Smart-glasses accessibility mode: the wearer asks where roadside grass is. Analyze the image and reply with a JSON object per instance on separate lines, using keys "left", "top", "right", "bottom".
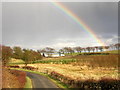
{"left": 10, "top": 68, "right": 69, "bottom": 89}
{"left": 48, "top": 75, "right": 69, "bottom": 89}
{"left": 24, "top": 76, "right": 32, "bottom": 89}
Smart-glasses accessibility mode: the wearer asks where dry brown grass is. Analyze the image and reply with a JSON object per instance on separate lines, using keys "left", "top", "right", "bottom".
{"left": 2, "top": 67, "right": 26, "bottom": 88}
{"left": 26, "top": 63, "right": 118, "bottom": 81}
{"left": 9, "top": 58, "right": 25, "bottom": 64}
{"left": 23, "top": 63, "right": 119, "bottom": 88}
{"left": 42, "top": 56, "right": 66, "bottom": 61}
{"left": 50, "top": 71, "right": 120, "bottom": 88}
{"left": 74, "top": 54, "right": 119, "bottom": 68}
{"left": 18, "top": 54, "right": 119, "bottom": 81}
{"left": 18, "top": 54, "right": 119, "bottom": 88}
{"left": 2, "top": 68, "right": 20, "bottom": 88}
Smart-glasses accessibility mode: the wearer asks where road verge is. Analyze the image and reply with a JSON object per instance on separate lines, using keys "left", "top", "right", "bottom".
{"left": 24, "top": 76, "right": 32, "bottom": 89}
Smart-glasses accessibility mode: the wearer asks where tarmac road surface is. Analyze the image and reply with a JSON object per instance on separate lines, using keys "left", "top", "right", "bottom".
{"left": 26, "top": 71, "right": 61, "bottom": 90}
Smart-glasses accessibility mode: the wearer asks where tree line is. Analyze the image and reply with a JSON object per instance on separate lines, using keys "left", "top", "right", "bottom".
{"left": 39, "top": 43, "right": 120, "bottom": 56}
{"left": 0, "top": 45, "right": 42, "bottom": 66}
{"left": 1, "top": 43, "right": 120, "bottom": 66}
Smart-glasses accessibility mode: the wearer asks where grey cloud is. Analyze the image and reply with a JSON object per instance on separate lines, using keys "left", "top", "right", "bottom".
{"left": 2, "top": 2, "right": 118, "bottom": 49}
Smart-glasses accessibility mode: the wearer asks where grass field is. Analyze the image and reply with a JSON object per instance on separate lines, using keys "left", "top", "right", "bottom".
{"left": 103, "top": 50, "right": 119, "bottom": 53}
{"left": 9, "top": 50, "right": 119, "bottom": 65}
{"left": 33, "top": 58, "right": 76, "bottom": 64}
{"left": 8, "top": 58, "right": 25, "bottom": 65}
{"left": 10, "top": 50, "right": 119, "bottom": 88}
{"left": 26, "top": 63, "right": 118, "bottom": 80}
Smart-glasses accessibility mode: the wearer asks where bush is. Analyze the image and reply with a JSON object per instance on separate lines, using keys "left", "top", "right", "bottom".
{"left": 98, "top": 78, "right": 120, "bottom": 90}
{"left": 22, "top": 66, "right": 38, "bottom": 70}
{"left": 81, "top": 53, "right": 110, "bottom": 55}
{"left": 10, "top": 70, "right": 26, "bottom": 88}
{"left": 9, "top": 65, "right": 20, "bottom": 68}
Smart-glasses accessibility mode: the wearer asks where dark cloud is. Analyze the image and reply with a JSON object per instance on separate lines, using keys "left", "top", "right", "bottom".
{"left": 2, "top": 2, "right": 118, "bottom": 49}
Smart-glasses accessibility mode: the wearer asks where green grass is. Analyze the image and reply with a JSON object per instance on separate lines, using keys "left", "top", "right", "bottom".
{"left": 33, "top": 59, "right": 76, "bottom": 64}
{"left": 24, "top": 76, "right": 32, "bottom": 89}
{"left": 64, "top": 52, "right": 81, "bottom": 56}
{"left": 10, "top": 68, "right": 69, "bottom": 89}
{"left": 8, "top": 63, "right": 25, "bottom": 66}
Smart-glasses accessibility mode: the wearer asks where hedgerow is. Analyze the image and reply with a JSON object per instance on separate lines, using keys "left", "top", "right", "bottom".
{"left": 50, "top": 71, "right": 120, "bottom": 89}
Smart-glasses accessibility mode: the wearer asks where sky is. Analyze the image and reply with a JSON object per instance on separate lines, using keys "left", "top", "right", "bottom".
{"left": 2, "top": 2, "right": 118, "bottom": 50}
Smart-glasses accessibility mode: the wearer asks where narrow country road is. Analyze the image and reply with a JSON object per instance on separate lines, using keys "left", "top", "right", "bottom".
{"left": 26, "top": 71, "right": 61, "bottom": 89}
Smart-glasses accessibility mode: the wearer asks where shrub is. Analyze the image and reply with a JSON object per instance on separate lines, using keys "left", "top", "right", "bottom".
{"left": 98, "top": 78, "right": 120, "bottom": 90}
{"left": 10, "top": 70, "right": 26, "bottom": 88}
{"left": 22, "top": 66, "right": 38, "bottom": 70}
{"left": 9, "top": 65, "right": 20, "bottom": 68}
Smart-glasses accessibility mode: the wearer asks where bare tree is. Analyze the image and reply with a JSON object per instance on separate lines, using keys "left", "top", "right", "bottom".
{"left": 74, "top": 46, "right": 82, "bottom": 53}
{"left": 86, "top": 47, "right": 91, "bottom": 53}
{"left": 59, "top": 49, "right": 64, "bottom": 54}
{"left": 82, "top": 48, "right": 86, "bottom": 53}
{"left": 69, "top": 47, "right": 74, "bottom": 54}
{"left": 98, "top": 46, "right": 104, "bottom": 52}
{"left": 58, "top": 49, "right": 64, "bottom": 56}
{"left": 63, "top": 47, "right": 69, "bottom": 53}
{"left": 95, "top": 46, "right": 99, "bottom": 52}
{"left": 114, "top": 43, "right": 120, "bottom": 50}
{"left": 44, "top": 47, "right": 55, "bottom": 57}
{"left": 104, "top": 46, "right": 110, "bottom": 51}
{"left": 63, "top": 47, "right": 74, "bottom": 54}
{"left": 91, "top": 47, "right": 95, "bottom": 52}
{"left": 38, "top": 49, "right": 46, "bottom": 57}
{"left": 109, "top": 44, "right": 115, "bottom": 50}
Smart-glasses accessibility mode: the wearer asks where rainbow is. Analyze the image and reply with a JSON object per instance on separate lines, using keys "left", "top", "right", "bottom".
{"left": 49, "top": 0, "right": 105, "bottom": 46}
